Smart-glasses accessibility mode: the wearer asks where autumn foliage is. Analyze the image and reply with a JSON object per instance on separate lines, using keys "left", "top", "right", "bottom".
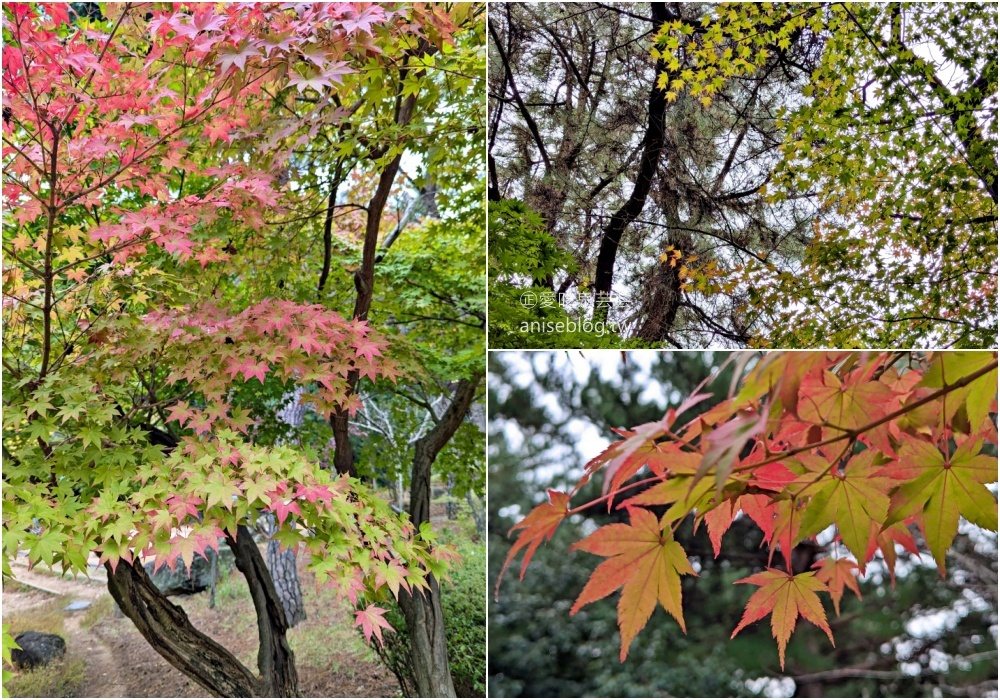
{"left": 499, "top": 352, "right": 999, "bottom": 668}
{"left": 2, "top": 1, "right": 468, "bottom": 661}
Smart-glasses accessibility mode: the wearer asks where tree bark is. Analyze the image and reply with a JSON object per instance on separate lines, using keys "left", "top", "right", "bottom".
{"left": 263, "top": 514, "right": 307, "bottom": 628}
{"left": 225, "top": 525, "right": 299, "bottom": 696}
{"left": 330, "top": 46, "right": 429, "bottom": 478}
{"left": 104, "top": 525, "right": 298, "bottom": 697}
{"left": 593, "top": 2, "right": 671, "bottom": 319}
{"left": 396, "top": 375, "right": 481, "bottom": 698}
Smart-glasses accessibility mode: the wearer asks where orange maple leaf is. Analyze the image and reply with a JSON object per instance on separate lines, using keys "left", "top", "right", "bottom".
{"left": 496, "top": 489, "right": 570, "bottom": 594}
{"left": 812, "top": 557, "right": 862, "bottom": 616}
{"left": 732, "top": 568, "right": 834, "bottom": 670}
{"left": 570, "top": 506, "right": 696, "bottom": 661}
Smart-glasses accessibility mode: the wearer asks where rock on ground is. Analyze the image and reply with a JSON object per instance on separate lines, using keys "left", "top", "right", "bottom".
{"left": 11, "top": 631, "right": 66, "bottom": 669}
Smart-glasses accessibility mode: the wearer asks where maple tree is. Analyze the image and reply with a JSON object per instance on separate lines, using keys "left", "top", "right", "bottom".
{"left": 2, "top": 3, "right": 482, "bottom": 697}
{"left": 498, "top": 351, "right": 998, "bottom": 670}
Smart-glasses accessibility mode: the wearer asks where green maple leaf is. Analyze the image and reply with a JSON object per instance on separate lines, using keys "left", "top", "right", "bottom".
{"left": 241, "top": 476, "right": 275, "bottom": 507}
{"left": 204, "top": 472, "right": 241, "bottom": 510}
{"left": 28, "top": 528, "right": 68, "bottom": 566}
{"left": 884, "top": 438, "right": 998, "bottom": 572}
{"left": 919, "top": 352, "right": 996, "bottom": 422}
{"left": 25, "top": 418, "right": 56, "bottom": 443}
{"left": 104, "top": 514, "right": 136, "bottom": 544}
{"left": 79, "top": 425, "right": 104, "bottom": 449}
{"left": 3, "top": 623, "right": 20, "bottom": 664}
{"left": 272, "top": 527, "right": 302, "bottom": 554}
{"left": 798, "top": 451, "right": 894, "bottom": 563}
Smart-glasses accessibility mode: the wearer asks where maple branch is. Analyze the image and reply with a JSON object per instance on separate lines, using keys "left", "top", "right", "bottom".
{"left": 567, "top": 356, "right": 998, "bottom": 516}
{"left": 105, "top": 558, "right": 267, "bottom": 697}
{"left": 792, "top": 650, "right": 999, "bottom": 684}
{"left": 568, "top": 475, "right": 664, "bottom": 517}
{"left": 733, "top": 356, "right": 998, "bottom": 474}
{"left": 394, "top": 313, "right": 485, "bottom": 329}
{"left": 1, "top": 245, "right": 45, "bottom": 279}
{"left": 489, "top": 8, "right": 551, "bottom": 171}
{"left": 1, "top": 135, "right": 48, "bottom": 179}
{"left": 317, "top": 159, "right": 345, "bottom": 298}
{"left": 224, "top": 525, "right": 298, "bottom": 695}
{"left": 841, "top": 4, "right": 998, "bottom": 203}
{"left": 330, "top": 42, "right": 436, "bottom": 477}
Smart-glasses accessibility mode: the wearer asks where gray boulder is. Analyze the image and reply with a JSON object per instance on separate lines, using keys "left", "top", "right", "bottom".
{"left": 11, "top": 632, "right": 66, "bottom": 669}
{"left": 145, "top": 544, "right": 235, "bottom": 596}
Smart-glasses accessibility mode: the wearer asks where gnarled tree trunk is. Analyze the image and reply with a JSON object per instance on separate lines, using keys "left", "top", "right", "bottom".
{"left": 105, "top": 524, "right": 298, "bottom": 697}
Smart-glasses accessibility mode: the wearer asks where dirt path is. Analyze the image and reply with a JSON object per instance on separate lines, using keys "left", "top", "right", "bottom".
{"left": 9, "top": 563, "right": 106, "bottom": 601}
{"left": 7, "top": 565, "right": 129, "bottom": 697}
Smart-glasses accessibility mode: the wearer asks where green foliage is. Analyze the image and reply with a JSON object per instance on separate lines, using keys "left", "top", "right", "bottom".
{"left": 1, "top": 624, "right": 18, "bottom": 698}
{"left": 487, "top": 201, "right": 630, "bottom": 349}
{"left": 489, "top": 201, "right": 573, "bottom": 286}
{"left": 371, "top": 537, "right": 486, "bottom": 697}
{"left": 489, "top": 2, "right": 996, "bottom": 348}
{"left": 655, "top": 2, "right": 998, "bottom": 348}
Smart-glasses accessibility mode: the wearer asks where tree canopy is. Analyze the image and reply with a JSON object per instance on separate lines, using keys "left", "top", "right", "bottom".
{"left": 487, "top": 2, "right": 997, "bottom": 349}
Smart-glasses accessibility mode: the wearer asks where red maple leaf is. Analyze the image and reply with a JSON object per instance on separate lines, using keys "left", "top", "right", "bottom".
{"left": 295, "top": 482, "right": 334, "bottom": 506}
{"left": 570, "top": 506, "right": 697, "bottom": 661}
{"left": 241, "top": 359, "right": 269, "bottom": 384}
{"left": 165, "top": 493, "right": 202, "bottom": 521}
{"left": 202, "top": 119, "right": 232, "bottom": 144}
{"left": 732, "top": 569, "right": 834, "bottom": 670}
{"left": 352, "top": 337, "right": 383, "bottom": 364}
{"left": 165, "top": 402, "right": 194, "bottom": 426}
{"left": 215, "top": 40, "right": 260, "bottom": 73}
{"left": 812, "top": 557, "right": 862, "bottom": 616}
{"left": 267, "top": 496, "right": 302, "bottom": 526}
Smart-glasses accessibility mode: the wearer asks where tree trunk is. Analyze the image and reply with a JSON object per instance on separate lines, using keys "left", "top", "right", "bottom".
{"left": 593, "top": 2, "right": 671, "bottom": 319}
{"left": 266, "top": 544, "right": 306, "bottom": 626}
{"left": 398, "top": 576, "right": 454, "bottom": 697}
{"left": 105, "top": 525, "right": 298, "bottom": 697}
{"left": 396, "top": 376, "right": 481, "bottom": 698}
{"left": 263, "top": 514, "right": 306, "bottom": 627}
{"left": 329, "top": 61, "right": 426, "bottom": 479}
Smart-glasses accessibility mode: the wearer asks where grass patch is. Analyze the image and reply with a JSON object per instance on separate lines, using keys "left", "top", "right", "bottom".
{"left": 4, "top": 602, "right": 68, "bottom": 639}
{"left": 289, "top": 585, "right": 373, "bottom": 668}
{"left": 5, "top": 657, "right": 86, "bottom": 698}
{"left": 1, "top": 581, "right": 33, "bottom": 595}
{"left": 214, "top": 569, "right": 249, "bottom": 605}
